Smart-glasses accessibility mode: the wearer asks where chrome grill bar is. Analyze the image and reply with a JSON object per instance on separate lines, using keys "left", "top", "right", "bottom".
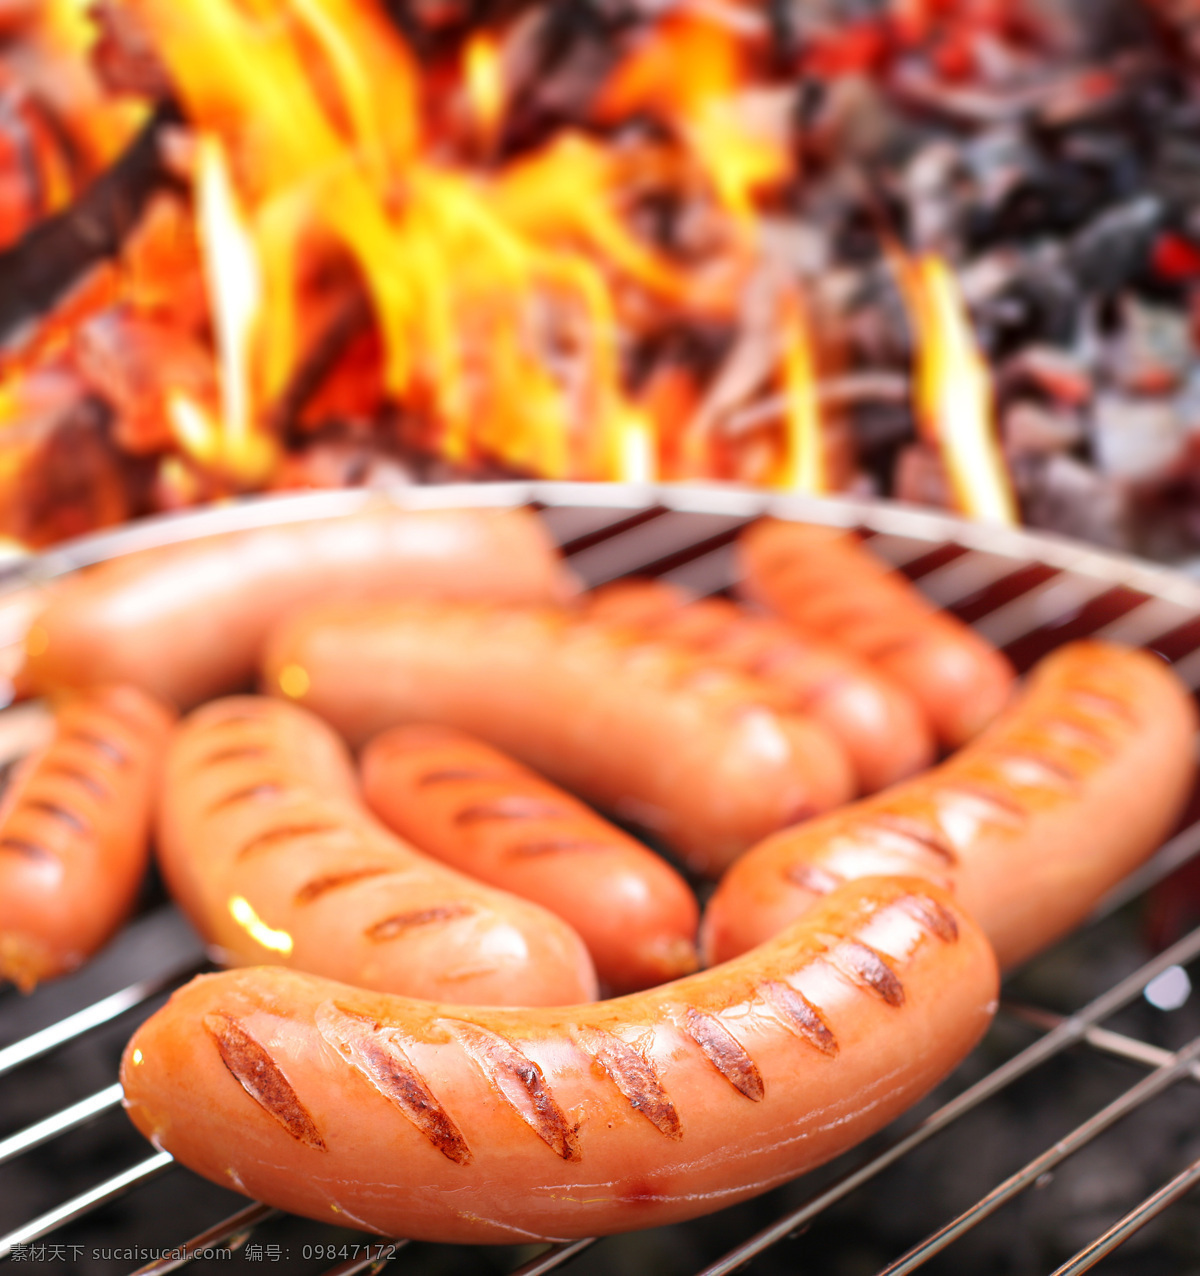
{"left": 1048, "top": 1156, "right": 1200, "bottom": 1276}
{"left": 6, "top": 488, "right": 1200, "bottom": 1275}
{"left": 0, "top": 1083, "right": 122, "bottom": 1167}
{"left": 129, "top": 1203, "right": 279, "bottom": 1276}
{"left": 0, "top": 1152, "right": 174, "bottom": 1259}
{"left": 876, "top": 1037, "right": 1200, "bottom": 1275}
{"left": 0, "top": 956, "right": 203, "bottom": 1077}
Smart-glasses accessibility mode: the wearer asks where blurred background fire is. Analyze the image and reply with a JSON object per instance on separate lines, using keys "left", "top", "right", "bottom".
{"left": 0, "top": 0, "right": 1198, "bottom": 557}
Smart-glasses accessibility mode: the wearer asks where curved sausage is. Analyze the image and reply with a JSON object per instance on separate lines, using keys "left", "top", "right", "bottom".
{"left": 361, "top": 725, "right": 700, "bottom": 993}
{"left": 157, "top": 697, "right": 598, "bottom": 1006}
{"left": 584, "top": 579, "right": 935, "bottom": 792}
{"left": 703, "top": 642, "right": 1197, "bottom": 971}
{"left": 0, "top": 685, "right": 174, "bottom": 990}
{"left": 121, "top": 876, "right": 997, "bottom": 1243}
{"left": 23, "top": 505, "right": 574, "bottom": 710}
{"left": 738, "top": 519, "right": 1015, "bottom": 747}
{"left": 261, "top": 600, "right": 856, "bottom": 875}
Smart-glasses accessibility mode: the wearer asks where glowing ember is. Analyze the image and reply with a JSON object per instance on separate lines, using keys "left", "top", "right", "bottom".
{"left": 904, "top": 254, "right": 1018, "bottom": 526}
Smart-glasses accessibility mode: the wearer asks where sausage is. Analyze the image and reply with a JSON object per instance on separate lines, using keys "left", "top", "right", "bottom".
{"left": 261, "top": 600, "right": 856, "bottom": 875}
{"left": 23, "top": 505, "right": 574, "bottom": 710}
{"left": 584, "top": 579, "right": 935, "bottom": 792}
{"left": 0, "top": 685, "right": 174, "bottom": 990}
{"left": 703, "top": 642, "right": 1197, "bottom": 971}
{"left": 157, "top": 697, "right": 598, "bottom": 1006}
{"left": 738, "top": 519, "right": 1015, "bottom": 747}
{"left": 121, "top": 876, "right": 998, "bottom": 1243}
{"left": 361, "top": 725, "right": 700, "bottom": 993}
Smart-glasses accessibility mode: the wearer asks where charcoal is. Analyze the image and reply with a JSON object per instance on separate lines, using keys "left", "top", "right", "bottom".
{"left": 1003, "top": 400, "right": 1085, "bottom": 457}
{"left": 1090, "top": 392, "right": 1183, "bottom": 479}
{"left": 1151, "top": 133, "right": 1200, "bottom": 211}
{"left": 1175, "top": 366, "right": 1200, "bottom": 431}
{"left": 0, "top": 107, "right": 177, "bottom": 350}
{"left": 893, "top": 440, "right": 950, "bottom": 509}
{"left": 1020, "top": 451, "right": 1131, "bottom": 549}
{"left": 903, "top": 139, "right": 968, "bottom": 250}
{"left": 970, "top": 256, "right": 1080, "bottom": 356}
{"left": 1068, "top": 195, "right": 1163, "bottom": 294}
{"left": 1000, "top": 344, "right": 1093, "bottom": 406}
{"left": 1106, "top": 296, "right": 1193, "bottom": 394}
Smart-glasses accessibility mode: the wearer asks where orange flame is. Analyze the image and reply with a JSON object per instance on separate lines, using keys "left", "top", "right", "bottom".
{"left": 776, "top": 293, "right": 825, "bottom": 493}
{"left": 598, "top": 14, "right": 789, "bottom": 235}
{"left": 903, "top": 254, "right": 1017, "bottom": 524}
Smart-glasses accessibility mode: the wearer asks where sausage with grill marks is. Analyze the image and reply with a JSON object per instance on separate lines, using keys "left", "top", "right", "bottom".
{"left": 0, "top": 685, "right": 174, "bottom": 990}
{"left": 262, "top": 600, "right": 856, "bottom": 875}
{"left": 738, "top": 519, "right": 1015, "bottom": 748}
{"left": 158, "top": 697, "right": 598, "bottom": 1006}
{"left": 361, "top": 725, "right": 700, "bottom": 993}
{"left": 703, "top": 642, "right": 1197, "bottom": 971}
{"left": 121, "top": 876, "right": 997, "bottom": 1243}
{"left": 22, "top": 505, "right": 574, "bottom": 711}
{"left": 584, "top": 578, "right": 935, "bottom": 793}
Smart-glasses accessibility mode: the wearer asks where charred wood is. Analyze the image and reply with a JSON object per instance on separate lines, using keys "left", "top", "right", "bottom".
{"left": 0, "top": 106, "right": 177, "bottom": 350}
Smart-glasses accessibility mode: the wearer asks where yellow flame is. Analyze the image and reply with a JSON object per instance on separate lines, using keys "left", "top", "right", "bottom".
{"left": 465, "top": 33, "right": 504, "bottom": 152}
{"left": 613, "top": 405, "right": 658, "bottom": 482}
{"left": 904, "top": 254, "right": 1017, "bottom": 525}
{"left": 123, "top": 0, "right": 784, "bottom": 485}
{"left": 195, "top": 136, "right": 260, "bottom": 461}
{"left": 776, "top": 293, "right": 825, "bottom": 493}
{"left": 598, "top": 15, "right": 789, "bottom": 237}
{"left": 228, "top": 895, "right": 294, "bottom": 955}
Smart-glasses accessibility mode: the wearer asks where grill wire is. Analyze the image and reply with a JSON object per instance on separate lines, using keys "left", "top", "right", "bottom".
{"left": 5, "top": 483, "right": 1200, "bottom": 1275}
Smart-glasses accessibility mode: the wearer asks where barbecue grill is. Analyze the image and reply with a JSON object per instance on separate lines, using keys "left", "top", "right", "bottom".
{"left": 5, "top": 481, "right": 1200, "bottom": 1275}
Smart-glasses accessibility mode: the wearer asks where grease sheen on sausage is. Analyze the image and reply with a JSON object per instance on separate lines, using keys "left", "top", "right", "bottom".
{"left": 703, "top": 642, "right": 1197, "bottom": 971}
{"left": 262, "top": 599, "right": 856, "bottom": 874}
{"left": 361, "top": 725, "right": 699, "bottom": 992}
{"left": 157, "top": 697, "right": 598, "bottom": 1006}
{"left": 738, "top": 519, "right": 1015, "bottom": 747}
{"left": 23, "top": 505, "right": 573, "bottom": 710}
{"left": 584, "top": 578, "right": 935, "bottom": 792}
{"left": 121, "top": 876, "right": 997, "bottom": 1243}
{"left": 0, "top": 685, "right": 174, "bottom": 990}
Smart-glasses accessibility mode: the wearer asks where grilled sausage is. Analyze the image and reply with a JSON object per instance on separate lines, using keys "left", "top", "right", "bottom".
{"left": 584, "top": 579, "right": 935, "bottom": 792}
{"left": 0, "top": 685, "right": 174, "bottom": 990}
{"left": 157, "top": 697, "right": 598, "bottom": 1006}
{"left": 121, "top": 876, "right": 997, "bottom": 1243}
{"left": 262, "top": 600, "right": 856, "bottom": 875}
{"left": 23, "top": 505, "right": 573, "bottom": 710}
{"left": 738, "top": 519, "right": 1015, "bottom": 748}
{"left": 361, "top": 725, "right": 700, "bottom": 992}
{"left": 703, "top": 642, "right": 1197, "bottom": 971}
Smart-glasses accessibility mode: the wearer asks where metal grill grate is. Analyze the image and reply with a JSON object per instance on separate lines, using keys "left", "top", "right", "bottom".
{"left": 5, "top": 483, "right": 1200, "bottom": 1275}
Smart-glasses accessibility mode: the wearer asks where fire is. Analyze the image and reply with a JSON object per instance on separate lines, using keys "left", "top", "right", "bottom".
{"left": 903, "top": 254, "right": 1018, "bottom": 525}
{"left": 0, "top": 0, "right": 1038, "bottom": 538}
{"left": 776, "top": 293, "right": 825, "bottom": 494}
{"left": 598, "top": 14, "right": 790, "bottom": 236}
{"left": 168, "top": 135, "right": 275, "bottom": 483}
{"left": 464, "top": 33, "right": 504, "bottom": 153}
{"left": 613, "top": 406, "right": 658, "bottom": 484}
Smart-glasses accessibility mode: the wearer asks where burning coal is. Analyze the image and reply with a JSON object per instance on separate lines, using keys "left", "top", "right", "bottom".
{"left": 0, "top": 0, "right": 1194, "bottom": 558}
